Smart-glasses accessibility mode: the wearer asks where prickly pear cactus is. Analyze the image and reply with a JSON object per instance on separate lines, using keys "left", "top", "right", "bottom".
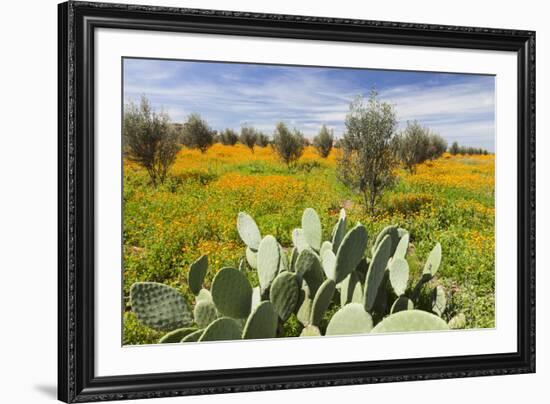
{"left": 257, "top": 235, "right": 280, "bottom": 292}
{"left": 159, "top": 327, "right": 197, "bottom": 344}
{"left": 310, "top": 278, "right": 336, "bottom": 326}
{"left": 302, "top": 208, "right": 322, "bottom": 251}
{"left": 242, "top": 301, "right": 278, "bottom": 340}
{"left": 198, "top": 317, "right": 242, "bottom": 342}
{"left": 196, "top": 288, "right": 212, "bottom": 303}
{"left": 300, "top": 325, "right": 321, "bottom": 337}
{"left": 390, "top": 296, "right": 414, "bottom": 314}
{"left": 389, "top": 257, "right": 409, "bottom": 296}
{"left": 180, "top": 329, "right": 203, "bottom": 343}
{"left": 364, "top": 235, "right": 392, "bottom": 312}
{"left": 393, "top": 232, "right": 409, "bottom": 260}
{"left": 432, "top": 285, "right": 447, "bottom": 317}
{"left": 423, "top": 242, "right": 442, "bottom": 278}
{"left": 299, "top": 250, "right": 325, "bottom": 297}
{"left": 270, "top": 271, "right": 299, "bottom": 321}
{"left": 321, "top": 249, "right": 336, "bottom": 281}
{"left": 372, "top": 225, "right": 399, "bottom": 256}
{"left": 188, "top": 255, "right": 208, "bottom": 296}
{"left": 211, "top": 267, "right": 252, "bottom": 319}
{"left": 334, "top": 224, "right": 368, "bottom": 284}
{"left": 237, "top": 212, "right": 262, "bottom": 251}
{"left": 331, "top": 209, "right": 347, "bottom": 253}
{"left": 292, "top": 228, "right": 309, "bottom": 253}
{"left": 245, "top": 247, "right": 258, "bottom": 270}
{"left": 130, "top": 282, "right": 193, "bottom": 331}
{"left": 340, "top": 271, "right": 361, "bottom": 307}
{"left": 326, "top": 303, "right": 373, "bottom": 336}
{"left": 448, "top": 313, "right": 466, "bottom": 329}
{"left": 193, "top": 299, "right": 218, "bottom": 328}
{"left": 320, "top": 241, "right": 333, "bottom": 258}
{"left": 371, "top": 310, "right": 449, "bottom": 333}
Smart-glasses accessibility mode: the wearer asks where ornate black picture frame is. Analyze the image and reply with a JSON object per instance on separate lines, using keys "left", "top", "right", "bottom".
{"left": 58, "top": 1, "right": 535, "bottom": 402}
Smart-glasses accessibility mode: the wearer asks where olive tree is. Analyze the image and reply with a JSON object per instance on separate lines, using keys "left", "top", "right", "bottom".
{"left": 337, "top": 91, "right": 398, "bottom": 213}
{"left": 219, "top": 128, "right": 239, "bottom": 145}
{"left": 256, "top": 132, "right": 270, "bottom": 147}
{"left": 272, "top": 122, "right": 305, "bottom": 166}
{"left": 426, "top": 133, "right": 447, "bottom": 159}
{"left": 123, "top": 95, "right": 180, "bottom": 186}
{"left": 313, "top": 125, "right": 334, "bottom": 158}
{"left": 240, "top": 125, "right": 258, "bottom": 153}
{"left": 394, "top": 121, "right": 431, "bottom": 173}
{"left": 180, "top": 113, "right": 214, "bottom": 153}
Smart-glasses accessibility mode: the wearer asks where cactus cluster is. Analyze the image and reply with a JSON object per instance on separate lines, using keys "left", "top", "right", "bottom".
{"left": 129, "top": 208, "right": 466, "bottom": 343}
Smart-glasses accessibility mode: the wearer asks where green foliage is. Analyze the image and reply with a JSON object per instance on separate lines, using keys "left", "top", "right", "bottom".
{"left": 394, "top": 121, "right": 447, "bottom": 173}
{"left": 240, "top": 125, "right": 258, "bottom": 153}
{"left": 271, "top": 122, "right": 305, "bottom": 166}
{"left": 123, "top": 95, "right": 180, "bottom": 185}
{"left": 256, "top": 132, "right": 271, "bottom": 147}
{"left": 449, "top": 141, "right": 490, "bottom": 155}
{"left": 181, "top": 113, "right": 215, "bottom": 153}
{"left": 337, "top": 90, "right": 398, "bottom": 213}
{"left": 313, "top": 124, "right": 334, "bottom": 158}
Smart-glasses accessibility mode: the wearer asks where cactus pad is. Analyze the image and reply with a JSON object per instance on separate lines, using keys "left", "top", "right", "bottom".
{"left": 334, "top": 224, "right": 368, "bottom": 284}
{"left": 432, "top": 285, "right": 447, "bottom": 317}
{"left": 310, "top": 279, "right": 336, "bottom": 326}
{"left": 321, "top": 249, "right": 336, "bottom": 281}
{"left": 270, "top": 271, "right": 300, "bottom": 321}
{"left": 372, "top": 225, "right": 399, "bottom": 255}
{"left": 393, "top": 232, "right": 409, "bottom": 260}
{"left": 278, "top": 243, "right": 289, "bottom": 273}
{"left": 242, "top": 301, "right": 278, "bottom": 339}
{"left": 193, "top": 299, "right": 218, "bottom": 328}
{"left": 245, "top": 247, "right": 258, "bottom": 270}
{"left": 302, "top": 208, "right": 322, "bottom": 251}
{"left": 364, "top": 235, "right": 392, "bottom": 312}
{"left": 389, "top": 257, "right": 409, "bottom": 296}
{"left": 320, "top": 241, "right": 333, "bottom": 258}
{"left": 295, "top": 249, "right": 323, "bottom": 291}
{"left": 158, "top": 327, "right": 197, "bottom": 344}
{"left": 326, "top": 303, "right": 373, "bottom": 336}
{"left": 237, "top": 212, "right": 262, "bottom": 250}
{"left": 251, "top": 287, "right": 262, "bottom": 312}
{"left": 423, "top": 242, "right": 442, "bottom": 278}
{"left": 340, "top": 271, "right": 361, "bottom": 307}
{"left": 448, "top": 313, "right": 467, "bottom": 329}
{"left": 292, "top": 228, "right": 309, "bottom": 253}
{"left": 331, "top": 209, "right": 347, "bottom": 253}
{"left": 130, "top": 282, "right": 193, "bottom": 331}
{"left": 390, "top": 296, "right": 414, "bottom": 314}
{"left": 300, "top": 325, "right": 321, "bottom": 337}
{"left": 180, "top": 329, "right": 203, "bottom": 343}
{"left": 296, "top": 296, "right": 313, "bottom": 326}
{"left": 188, "top": 255, "right": 208, "bottom": 296}
{"left": 211, "top": 267, "right": 252, "bottom": 319}
{"left": 196, "top": 288, "right": 212, "bottom": 303}
{"left": 257, "top": 235, "right": 280, "bottom": 292}
{"left": 371, "top": 310, "right": 450, "bottom": 333}
{"left": 198, "top": 317, "right": 242, "bottom": 342}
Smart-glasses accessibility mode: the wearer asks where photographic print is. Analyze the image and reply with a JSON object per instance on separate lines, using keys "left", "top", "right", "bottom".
{"left": 122, "top": 58, "right": 495, "bottom": 345}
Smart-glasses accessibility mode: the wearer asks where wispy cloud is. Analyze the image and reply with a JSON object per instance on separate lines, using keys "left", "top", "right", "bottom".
{"left": 123, "top": 59, "right": 495, "bottom": 151}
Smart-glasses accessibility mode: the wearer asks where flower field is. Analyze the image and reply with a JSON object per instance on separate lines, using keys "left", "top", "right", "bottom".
{"left": 123, "top": 144, "right": 495, "bottom": 344}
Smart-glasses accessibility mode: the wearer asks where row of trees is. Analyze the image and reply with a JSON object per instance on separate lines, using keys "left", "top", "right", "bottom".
{"left": 449, "top": 142, "right": 489, "bottom": 155}
{"left": 123, "top": 93, "right": 486, "bottom": 214}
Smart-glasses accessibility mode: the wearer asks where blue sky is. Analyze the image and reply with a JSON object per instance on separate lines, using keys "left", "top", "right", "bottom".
{"left": 123, "top": 58, "right": 495, "bottom": 151}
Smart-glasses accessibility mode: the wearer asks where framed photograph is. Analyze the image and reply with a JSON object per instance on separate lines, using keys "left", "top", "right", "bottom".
{"left": 58, "top": 1, "right": 535, "bottom": 402}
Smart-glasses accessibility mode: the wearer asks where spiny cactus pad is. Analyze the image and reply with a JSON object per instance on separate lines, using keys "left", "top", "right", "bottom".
{"left": 390, "top": 296, "right": 414, "bottom": 314}
{"left": 257, "top": 235, "right": 280, "bottom": 292}
{"left": 292, "top": 228, "right": 309, "bottom": 253}
{"left": 130, "top": 282, "right": 193, "bottom": 331}
{"left": 196, "top": 288, "right": 212, "bottom": 303}
{"left": 198, "top": 317, "right": 242, "bottom": 342}
{"left": 393, "top": 232, "right": 409, "bottom": 260}
{"left": 423, "top": 242, "right": 442, "bottom": 278}
{"left": 372, "top": 225, "right": 399, "bottom": 255}
{"left": 242, "top": 301, "right": 278, "bottom": 339}
{"left": 364, "top": 235, "right": 392, "bottom": 312}
{"left": 245, "top": 247, "right": 258, "bottom": 270}
{"left": 251, "top": 287, "right": 261, "bottom": 312}
{"left": 295, "top": 249, "right": 323, "bottom": 291}
{"left": 389, "top": 257, "right": 409, "bottom": 296}
{"left": 334, "top": 224, "right": 368, "bottom": 284}
{"left": 278, "top": 244, "right": 289, "bottom": 273}
{"left": 300, "top": 325, "right": 321, "bottom": 337}
{"left": 432, "top": 285, "right": 447, "bottom": 317}
{"left": 158, "top": 327, "right": 197, "bottom": 344}
{"left": 302, "top": 208, "right": 322, "bottom": 251}
{"left": 331, "top": 209, "right": 347, "bottom": 253}
{"left": 270, "top": 271, "right": 300, "bottom": 321}
{"left": 193, "top": 299, "right": 218, "bottom": 328}
{"left": 321, "top": 249, "right": 336, "bottom": 281}
{"left": 340, "top": 271, "right": 361, "bottom": 307}
{"left": 326, "top": 303, "right": 373, "bottom": 336}
{"left": 237, "top": 212, "right": 262, "bottom": 250}
{"left": 371, "top": 310, "right": 450, "bottom": 333}
{"left": 180, "top": 329, "right": 203, "bottom": 343}
{"left": 310, "top": 279, "right": 336, "bottom": 326}
{"left": 448, "top": 313, "right": 467, "bottom": 329}
{"left": 188, "top": 255, "right": 208, "bottom": 296}
{"left": 296, "top": 296, "right": 313, "bottom": 326}
{"left": 320, "top": 241, "right": 333, "bottom": 258}
{"left": 211, "top": 267, "right": 252, "bottom": 319}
